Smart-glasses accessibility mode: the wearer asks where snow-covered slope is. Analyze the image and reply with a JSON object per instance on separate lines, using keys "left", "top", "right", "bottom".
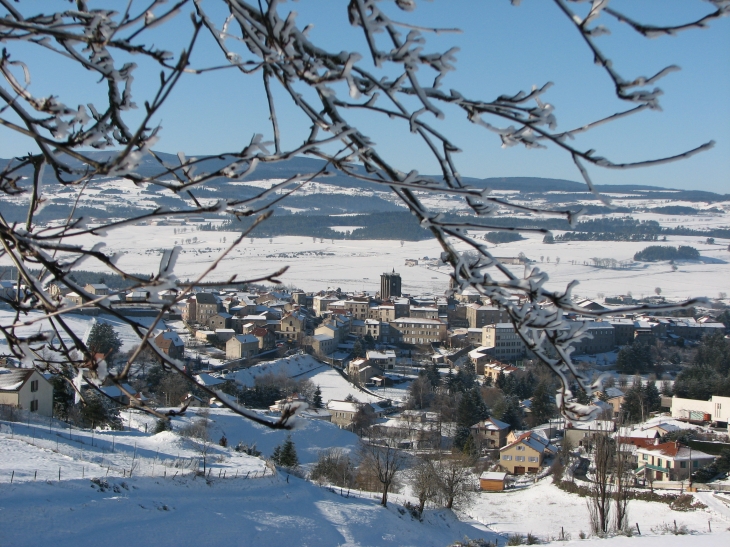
{"left": 1, "top": 410, "right": 728, "bottom": 547}
{"left": 0, "top": 473, "right": 494, "bottom": 547}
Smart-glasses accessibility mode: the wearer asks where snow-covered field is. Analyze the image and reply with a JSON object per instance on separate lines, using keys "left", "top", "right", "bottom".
{"left": 467, "top": 478, "right": 728, "bottom": 540}
{"left": 5, "top": 219, "right": 726, "bottom": 300}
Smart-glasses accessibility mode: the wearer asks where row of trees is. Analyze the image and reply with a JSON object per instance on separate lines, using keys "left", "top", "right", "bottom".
{"left": 311, "top": 439, "right": 477, "bottom": 512}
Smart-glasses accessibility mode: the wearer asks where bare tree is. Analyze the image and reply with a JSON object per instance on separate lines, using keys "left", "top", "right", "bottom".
{"left": 359, "top": 435, "right": 406, "bottom": 507}
{"left": 587, "top": 434, "right": 614, "bottom": 536}
{"left": 180, "top": 409, "right": 214, "bottom": 474}
{"left": 0, "top": 1, "right": 725, "bottom": 428}
{"left": 411, "top": 456, "right": 440, "bottom": 514}
{"left": 310, "top": 447, "right": 356, "bottom": 488}
{"left": 613, "top": 432, "right": 632, "bottom": 533}
{"left": 408, "top": 375, "right": 433, "bottom": 410}
{"left": 434, "top": 453, "right": 476, "bottom": 510}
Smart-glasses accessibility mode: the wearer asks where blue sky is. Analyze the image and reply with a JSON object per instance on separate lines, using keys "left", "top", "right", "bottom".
{"left": 2, "top": 1, "right": 728, "bottom": 193}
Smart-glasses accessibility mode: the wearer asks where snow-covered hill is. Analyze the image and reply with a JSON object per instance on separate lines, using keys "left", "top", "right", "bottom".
{"left": 2, "top": 409, "right": 729, "bottom": 547}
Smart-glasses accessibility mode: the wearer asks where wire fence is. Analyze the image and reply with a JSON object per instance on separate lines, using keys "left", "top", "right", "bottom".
{"left": 0, "top": 418, "right": 272, "bottom": 484}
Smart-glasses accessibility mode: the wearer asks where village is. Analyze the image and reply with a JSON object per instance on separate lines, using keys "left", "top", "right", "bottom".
{"left": 3, "top": 261, "right": 730, "bottom": 521}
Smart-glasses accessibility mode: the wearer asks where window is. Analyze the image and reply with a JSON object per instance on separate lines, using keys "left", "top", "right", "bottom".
{"left": 502, "top": 455, "right": 512, "bottom": 461}
{"left": 528, "top": 457, "right": 538, "bottom": 463}
{"left": 30, "top": 399, "right": 38, "bottom": 412}
{"left": 30, "top": 379, "right": 39, "bottom": 392}
{"left": 680, "top": 461, "right": 687, "bottom": 468}
{"left": 693, "top": 460, "right": 699, "bottom": 468}
{"left": 642, "top": 454, "right": 648, "bottom": 461}
{"left": 657, "top": 458, "right": 662, "bottom": 467}
{"left": 515, "top": 456, "right": 525, "bottom": 462}
{"left": 516, "top": 445, "right": 524, "bottom": 451}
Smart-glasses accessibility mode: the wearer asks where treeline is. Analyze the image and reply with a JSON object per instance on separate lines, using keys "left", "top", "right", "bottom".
{"left": 647, "top": 206, "right": 723, "bottom": 215}
{"left": 0, "top": 267, "right": 147, "bottom": 290}
{"left": 197, "top": 212, "right": 729, "bottom": 243}
{"left": 633, "top": 245, "right": 700, "bottom": 262}
{"left": 484, "top": 231, "right": 524, "bottom": 244}
{"left": 202, "top": 211, "right": 434, "bottom": 241}
{"left": 556, "top": 232, "right": 658, "bottom": 242}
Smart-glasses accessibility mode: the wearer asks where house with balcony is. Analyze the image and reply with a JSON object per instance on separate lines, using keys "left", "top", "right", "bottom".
{"left": 636, "top": 441, "right": 715, "bottom": 482}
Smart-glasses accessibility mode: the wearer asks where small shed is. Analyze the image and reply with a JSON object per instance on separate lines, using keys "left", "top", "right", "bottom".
{"left": 479, "top": 471, "right": 507, "bottom": 492}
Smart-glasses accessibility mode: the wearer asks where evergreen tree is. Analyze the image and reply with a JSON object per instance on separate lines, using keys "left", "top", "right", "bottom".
{"left": 154, "top": 418, "right": 172, "bottom": 434}
{"left": 422, "top": 363, "right": 441, "bottom": 388}
{"left": 273, "top": 435, "right": 299, "bottom": 468}
{"left": 642, "top": 379, "right": 661, "bottom": 414}
{"left": 453, "top": 426, "right": 472, "bottom": 452}
{"left": 693, "top": 332, "right": 730, "bottom": 375}
{"left": 363, "top": 333, "right": 376, "bottom": 350}
{"left": 79, "top": 390, "right": 122, "bottom": 429}
{"left": 530, "top": 381, "right": 554, "bottom": 424}
{"left": 454, "top": 366, "right": 476, "bottom": 392}
{"left": 271, "top": 444, "right": 282, "bottom": 464}
{"left": 499, "top": 396, "right": 523, "bottom": 429}
{"left": 462, "top": 433, "right": 479, "bottom": 457}
{"left": 352, "top": 339, "right": 365, "bottom": 359}
{"left": 312, "top": 385, "right": 323, "bottom": 409}
{"left": 620, "top": 383, "right": 644, "bottom": 423}
{"left": 454, "top": 388, "right": 489, "bottom": 450}
{"left": 87, "top": 321, "right": 122, "bottom": 360}
{"left": 456, "top": 388, "right": 489, "bottom": 429}
{"left": 495, "top": 371, "right": 506, "bottom": 391}
{"left": 573, "top": 384, "right": 591, "bottom": 405}
{"left": 616, "top": 341, "right": 654, "bottom": 374}
{"left": 50, "top": 374, "right": 73, "bottom": 420}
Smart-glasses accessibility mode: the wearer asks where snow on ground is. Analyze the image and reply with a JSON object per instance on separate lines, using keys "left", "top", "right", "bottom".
{"left": 300, "top": 367, "right": 382, "bottom": 405}
{"left": 466, "top": 477, "right": 729, "bottom": 540}
{"left": 4, "top": 219, "right": 726, "bottom": 299}
{"left": 0, "top": 406, "right": 359, "bottom": 486}
{"left": 0, "top": 309, "right": 155, "bottom": 356}
{"left": 232, "top": 354, "right": 326, "bottom": 387}
{"left": 0, "top": 409, "right": 488, "bottom": 547}
{"left": 1, "top": 411, "right": 729, "bottom": 546}
{"left": 0, "top": 472, "right": 493, "bottom": 547}
{"left": 231, "top": 354, "right": 384, "bottom": 405}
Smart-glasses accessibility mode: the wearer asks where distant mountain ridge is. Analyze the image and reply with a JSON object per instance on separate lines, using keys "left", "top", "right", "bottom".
{"left": 0, "top": 151, "right": 726, "bottom": 200}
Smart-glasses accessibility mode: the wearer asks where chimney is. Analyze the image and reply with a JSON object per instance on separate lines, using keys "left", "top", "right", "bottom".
{"left": 654, "top": 437, "right": 659, "bottom": 446}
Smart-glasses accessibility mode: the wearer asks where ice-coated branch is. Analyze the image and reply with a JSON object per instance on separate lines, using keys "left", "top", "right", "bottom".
{"left": 0, "top": 0, "right": 724, "bottom": 425}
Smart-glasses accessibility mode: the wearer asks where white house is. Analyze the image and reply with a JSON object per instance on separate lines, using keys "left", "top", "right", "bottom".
{"left": 0, "top": 367, "right": 53, "bottom": 416}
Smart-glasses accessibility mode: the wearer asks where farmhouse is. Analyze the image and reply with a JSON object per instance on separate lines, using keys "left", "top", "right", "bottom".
{"left": 0, "top": 368, "right": 53, "bottom": 416}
